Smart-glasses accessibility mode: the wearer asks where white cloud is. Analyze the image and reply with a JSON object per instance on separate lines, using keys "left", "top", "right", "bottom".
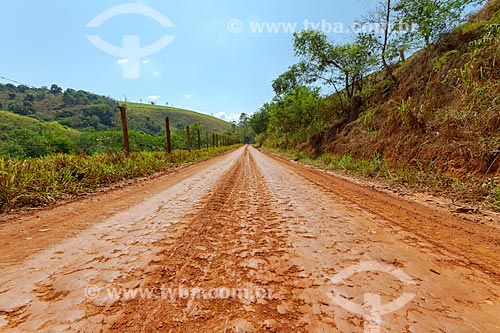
{"left": 214, "top": 112, "right": 241, "bottom": 123}
{"left": 182, "top": 94, "right": 192, "bottom": 98}
{"left": 147, "top": 95, "right": 161, "bottom": 101}
{"left": 142, "top": 59, "right": 151, "bottom": 64}
{"left": 117, "top": 58, "right": 129, "bottom": 64}
{"left": 153, "top": 72, "right": 160, "bottom": 76}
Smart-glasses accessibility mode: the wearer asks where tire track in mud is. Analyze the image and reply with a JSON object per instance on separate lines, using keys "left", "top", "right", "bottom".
{"left": 110, "top": 147, "right": 318, "bottom": 332}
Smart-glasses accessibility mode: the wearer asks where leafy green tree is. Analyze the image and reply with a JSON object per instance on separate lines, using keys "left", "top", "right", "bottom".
{"left": 16, "top": 85, "right": 29, "bottom": 93}
{"left": 250, "top": 105, "right": 271, "bottom": 135}
{"left": 5, "top": 83, "right": 16, "bottom": 91}
{"left": 268, "top": 86, "right": 321, "bottom": 145}
{"left": 83, "top": 104, "right": 115, "bottom": 129}
{"left": 175, "top": 122, "right": 185, "bottom": 130}
{"left": 292, "top": 30, "right": 377, "bottom": 111}
{"left": 36, "top": 91, "right": 46, "bottom": 101}
{"left": 396, "top": 0, "right": 486, "bottom": 46}
{"left": 272, "top": 64, "right": 304, "bottom": 97}
{"left": 24, "top": 93, "right": 35, "bottom": 102}
{"left": 50, "top": 84, "right": 62, "bottom": 94}
{"left": 63, "top": 88, "right": 77, "bottom": 106}
{"left": 8, "top": 102, "right": 28, "bottom": 115}
{"left": 238, "top": 113, "right": 255, "bottom": 144}
{"left": 23, "top": 101, "right": 37, "bottom": 114}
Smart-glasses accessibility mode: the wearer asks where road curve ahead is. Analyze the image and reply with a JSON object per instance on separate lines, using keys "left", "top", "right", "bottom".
{"left": 0, "top": 146, "right": 499, "bottom": 332}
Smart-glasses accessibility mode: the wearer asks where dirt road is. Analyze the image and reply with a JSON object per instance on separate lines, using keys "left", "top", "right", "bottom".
{"left": 1, "top": 146, "right": 499, "bottom": 332}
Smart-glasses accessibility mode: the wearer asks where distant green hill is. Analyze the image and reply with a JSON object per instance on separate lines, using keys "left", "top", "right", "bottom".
{"left": 0, "top": 109, "right": 217, "bottom": 158}
{"left": 122, "top": 102, "right": 233, "bottom": 135}
{"left": 0, "top": 83, "right": 232, "bottom": 136}
{"left": 0, "top": 83, "right": 237, "bottom": 157}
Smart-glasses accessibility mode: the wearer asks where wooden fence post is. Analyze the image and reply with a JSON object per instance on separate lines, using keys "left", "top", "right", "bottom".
{"left": 206, "top": 131, "right": 209, "bottom": 150}
{"left": 212, "top": 133, "right": 215, "bottom": 148}
{"left": 165, "top": 116, "right": 172, "bottom": 154}
{"left": 118, "top": 105, "right": 130, "bottom": 155}
{"left": 186, "top": 126, "right": 191, "bottom": 152}
{"left": 197, "top": 129, "right": 201, "bottom": 150}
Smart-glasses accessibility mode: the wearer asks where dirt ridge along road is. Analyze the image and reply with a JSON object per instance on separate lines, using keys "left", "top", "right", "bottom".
{"left": 1, "top": 145, "right": 500, "bottom": 332}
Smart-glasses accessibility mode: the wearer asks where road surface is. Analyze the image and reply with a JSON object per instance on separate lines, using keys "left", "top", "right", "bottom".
{"left": 1, "top": 146, "right": 499, "bottom": 332}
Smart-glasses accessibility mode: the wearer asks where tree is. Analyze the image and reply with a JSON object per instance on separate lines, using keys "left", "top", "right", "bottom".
{"left": 272, "top": 64, "right": 303, "bottom": 97}
{"left": 63, "top": 88, "right": 77, "bottom": 106}
{"left": 5, "top": 83, "right": 16, "bottom": 91}
{"left": 293, "top": 30, "right": 344, "bottom": 94}
{"left": 238, "top": 113, "right": 254, "bottom": 144}
{"left": 360, "top": 0, "right": 403, "bottom": 82}
{"left": 268, "top": 86, "right": 321, "bottom": 145}
{"left": 292, "top": 30, "right": 377, "bottom": 112}
{"left": 83, "top": 104, "right": 115, "bottom": 128}
{"left": 50, "top": 84, "right": 62, "bottom": 94}
{"left": 8, "top": 102, "right": 31, "bottom": 115}
{"left": 24, "top": 93, "right": 35, "bottom": 102}
{"left": 16, "top": 85, "right": 29, "bottom": 93}
{"left": 250, "top": 105, "right": 271, "bottom": 135}
{"left": 396, "top": 0, "right": 486, "bottom": 46}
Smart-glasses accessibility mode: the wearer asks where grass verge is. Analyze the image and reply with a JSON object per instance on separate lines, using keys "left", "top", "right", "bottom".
{"left": 0, "top": 146, "right": 240, "bottom": 213}
{"left": 263, "top": 146, "right": 500, "bottom": 211}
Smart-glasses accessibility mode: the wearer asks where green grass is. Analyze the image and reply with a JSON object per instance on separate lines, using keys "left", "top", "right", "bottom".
{"left": 0, "top": 146, "right": 239, "bottom": 213}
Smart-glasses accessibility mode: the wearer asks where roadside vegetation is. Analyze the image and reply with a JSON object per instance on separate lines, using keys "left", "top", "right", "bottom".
{"left": 0, "top": 146, "right": 239, "bottom": 213}
{"left": 250, "top": 0, "right": 500, "bottom": 209}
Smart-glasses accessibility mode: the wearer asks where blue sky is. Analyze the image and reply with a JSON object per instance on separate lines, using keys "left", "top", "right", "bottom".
{"left": 0, "top": 0, "right": 370, "bottom": 122}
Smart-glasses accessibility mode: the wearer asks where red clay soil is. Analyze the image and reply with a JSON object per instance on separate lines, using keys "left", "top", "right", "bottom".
{"left": 0, "top": 146, "right": 499, "bottom": 332}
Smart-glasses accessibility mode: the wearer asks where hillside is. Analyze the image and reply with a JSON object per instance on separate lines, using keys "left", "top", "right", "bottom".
{"left": 323, "top": 1, "right": 500, "bottom": 160}
{"left": 0, "top": 83, "right": 232, "bottom": 136}
{"left": 0, "top": 84, "right": 235, "bottom": 157}
{"left": 252, "top": 0, "right": 500, "bottom": 208}
{"left": 313, "top": 1, "right": 500, "bottom": 195}
{"left": 122, "top": 102, "right": 232, "bottom": 135}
